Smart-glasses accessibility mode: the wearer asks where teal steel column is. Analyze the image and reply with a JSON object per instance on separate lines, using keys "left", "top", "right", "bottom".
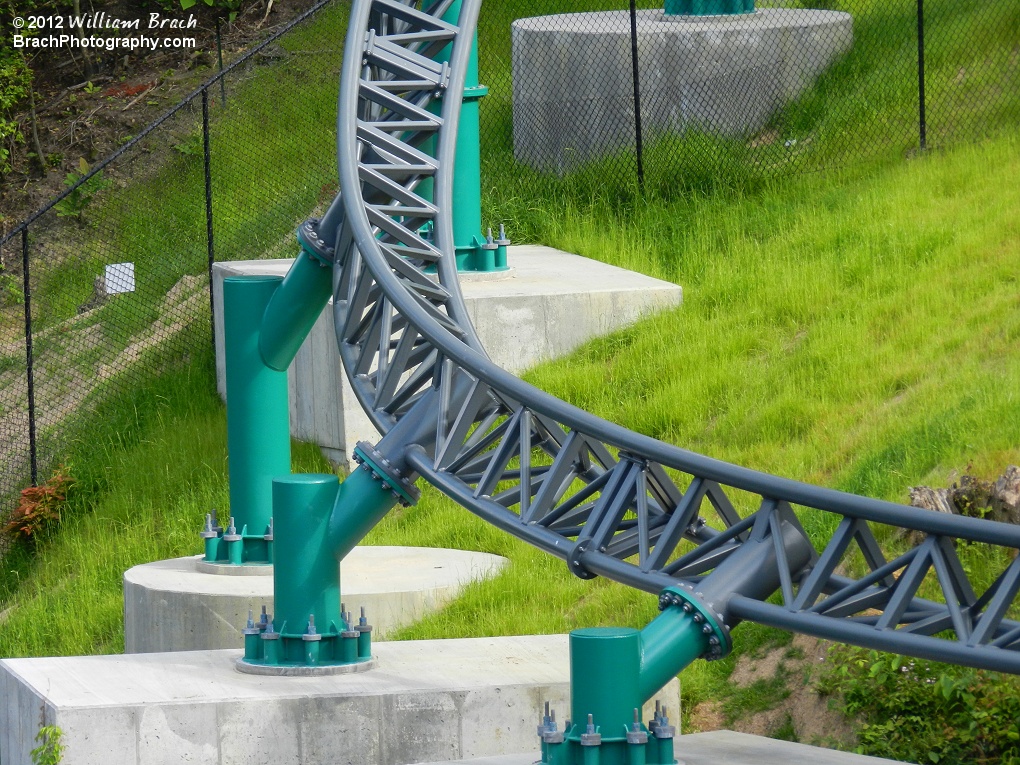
{"left": 223, "top": 276, "right": 291, "bottom": 558}
{"left": 259, "top": 247, "right": 334, "bottom": 372}
{"left": 665, "top": 0, "right": 754, "bottom": 16}
{"left": 556, "top": 615, "right": 707, "bottom": 765}
{"left": 638, "top": 605, "right": 714, "bottom": 701}
{"left": 570, "top": 628, "right": 643, "bottom": 738}
{"left": 431, "top": 0, "right": 499, "bottom": 271}
{"left": 272, "top": 474, "right": 343, "bottom": 637}
{"left": 327, "top": 464, "right": 401, "bottom": 562}
{"left": 446, "top": 0, "right": 486, "bottom": 264}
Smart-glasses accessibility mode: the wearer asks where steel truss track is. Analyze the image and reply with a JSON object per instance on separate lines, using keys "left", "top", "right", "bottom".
{"left": 318, "top": 0, "right": 1020, "bottom": 672}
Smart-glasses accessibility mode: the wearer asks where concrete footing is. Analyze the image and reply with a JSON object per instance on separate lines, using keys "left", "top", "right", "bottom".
{"left": 414, "top": 730, "right": 907, "bottom": 764}
{"left": 511, "top": 9, "right": 854, "bottom": 171}
{"left": 123, "top": 547, "right": 508, "bottom": 653}
{"left": 212, "top": 246, "right": 682, "bottom": 467}
{"left": 0, "top": 635, "right": 680, "bottom": 765}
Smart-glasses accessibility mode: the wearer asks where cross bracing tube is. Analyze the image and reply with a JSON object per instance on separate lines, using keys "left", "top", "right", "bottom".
{"left": 316, "top": 0, "right": 1020, "bottom": 680}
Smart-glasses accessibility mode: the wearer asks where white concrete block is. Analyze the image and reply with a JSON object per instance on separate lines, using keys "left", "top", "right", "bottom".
{"left": 212, "top": 247, "right": 682, "bottom": 467}
{"left": 0, "top": 636, "right": 680, "bottom": 765}
{"left": 123, "top": 546, "right": 508, "bottom": 653}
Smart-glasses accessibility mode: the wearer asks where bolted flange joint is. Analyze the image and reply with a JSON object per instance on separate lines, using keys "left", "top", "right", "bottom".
{"left": 296, "top": 218, "right": 337, "bottom": 266}
{"left": 657, "top": 584, "right": 732, "bottom": 661}
{"left": 352, "top": 441, "right": 420, "bottom": 507}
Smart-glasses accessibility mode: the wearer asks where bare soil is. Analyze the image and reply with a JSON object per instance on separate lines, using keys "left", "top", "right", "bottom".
{"left": 687, "top": 635, "right": 859, "bottom": 749}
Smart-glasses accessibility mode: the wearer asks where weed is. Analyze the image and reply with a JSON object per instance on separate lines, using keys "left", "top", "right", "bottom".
{"left": 173, "top": 132, "right": 205, "bottom": 157}
{"left": 30, "top": 726, "right": 63, "bottom": 765}
{"left": 0, "top": 264, "right": 23, "bottom": 306}
{"left": 54, "top": 159, "right": 112, "bottom": 222}
{"left": 822, "top": 646, "right": 1020, "bottom": 763}
{"left": 2, "top": 467, "right": 74, "bottom": 546}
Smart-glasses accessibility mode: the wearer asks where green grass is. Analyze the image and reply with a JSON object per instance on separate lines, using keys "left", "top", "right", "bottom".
{"left": 4, "top": 133, "right": 1015, "bottom": 743}
{"left": 0, "top": 342, "right": 332, "bottom": 657}
{"left": 2, "top": 0, "right": 1019, "bottom": 746}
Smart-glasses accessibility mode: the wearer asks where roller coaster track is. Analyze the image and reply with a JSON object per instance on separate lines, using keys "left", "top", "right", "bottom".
{"left": 308, "top": 0, "right": 1020, "bottom": 672}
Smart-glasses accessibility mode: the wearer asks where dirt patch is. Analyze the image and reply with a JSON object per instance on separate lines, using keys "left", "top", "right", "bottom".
{"left": 1, "top": 0, "right": 321, "bottom": 231}
{"left": 688, "top": 635, "right": 858, "bottom": 749}
{"left": 688, "top": 700, "right": 725, "bottom": 732}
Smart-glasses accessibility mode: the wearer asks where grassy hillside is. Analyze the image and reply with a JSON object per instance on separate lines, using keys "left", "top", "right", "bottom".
{"left": 1, "top": 0, "right": 1018, "bottom": 757}
{"left": 2, "top": 133, "right": 1018, "bottom": 756}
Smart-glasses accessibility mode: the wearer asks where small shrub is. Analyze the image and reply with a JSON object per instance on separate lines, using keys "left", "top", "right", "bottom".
{"left": 821, "top": 645, "right": 1020, "bottom": 764}
{"left": 31, "top": 725, "right": 64, "bottom": 765}
{"left": 54, "top": 158, "right": 112, "bottom": 222}
{"left": 0, "top": 264, "right": 23, "bottom": 305}
{"left": 3, "top": 468, "right": 74, "bottom": 544}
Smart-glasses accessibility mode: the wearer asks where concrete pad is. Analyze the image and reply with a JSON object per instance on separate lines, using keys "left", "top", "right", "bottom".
{"left": 0, "top": 635, "right": 680, "bottom": 765}
{"left": 416, "top": 730, "right": 908, "bottom": 764}
{"left": 212, "top": 246, "right": 682, "bottom": 466}
{"left": 124, "top": 546, "right": 508, "bottom": 653}
{"left": 511, "top": 9, "right": 853, "bottom": 171}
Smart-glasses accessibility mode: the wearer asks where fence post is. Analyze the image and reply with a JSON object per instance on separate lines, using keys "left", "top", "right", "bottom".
{"left": 629, "top": 0, "right": 645, "bottom": 190}
{"left": 216, "top": 18, "right": 227, "bottom": 109}
{"left": 21, "top": 227, "right": 37, "bottom": 487}
{"left": 203, "top": 88, "right": 217, "bottom": 354}
{"left": 917, "top": 0, "right": 926, "bottom": 150}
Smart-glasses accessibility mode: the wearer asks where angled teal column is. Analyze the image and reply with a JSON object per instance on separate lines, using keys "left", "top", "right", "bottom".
{"left": 238, "top": 473, "right": 378, "bottom": 671}
{"left": 259, "top": 246, "right": 334, "bottom": 372}
{"left": 214, "top": 275, "right": 291, "bottom": 565}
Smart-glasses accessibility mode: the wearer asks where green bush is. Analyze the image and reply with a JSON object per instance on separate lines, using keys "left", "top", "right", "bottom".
{"left": 821, "top": 645, "right": 1020, "bottom": 764}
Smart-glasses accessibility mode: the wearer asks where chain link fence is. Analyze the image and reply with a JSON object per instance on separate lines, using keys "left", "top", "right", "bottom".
{"left": 1, "top": 0, "right": 1017, "bottom": 535}
{"left": 0, "top": 0, "right": 347, "bottom": 537}
{"left": 485, "top": 0, "right": 1019, "bottom": 199}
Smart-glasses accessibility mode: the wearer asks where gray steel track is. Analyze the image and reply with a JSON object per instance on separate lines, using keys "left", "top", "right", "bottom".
{"left": 313, "top": 0, "right": 1020, "bottom": 672}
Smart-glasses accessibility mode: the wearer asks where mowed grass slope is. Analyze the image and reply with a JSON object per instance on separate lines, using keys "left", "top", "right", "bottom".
{"left": 3, "top": 135, "right": 1016, "bottom": 736}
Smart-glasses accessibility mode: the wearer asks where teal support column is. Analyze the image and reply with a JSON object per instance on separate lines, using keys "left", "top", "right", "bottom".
{"left": 569, "top": 628, "right": 643, "bottom": 742}
{"left": 219, "top": 275, "right": 291, "bottom": 564}
{"left": 422, "top": 0, "right": 505, "bottom": 272}
{"left": 327, "top": 458, "right": 402, "bottom": 562}
{"left": 544, "top": 593, "right": 724, "bottom": 764}
{"left": 259, "top": 246, "right": 334, "bottom": 372}
{"left": 271, "top": 474, "right": 343, "bottom": 641}
{"left": 665, "top": 0, "right": 754, "bottom": 16}
{"left": 238, "top": 473, "right": 385, "bottom": 671}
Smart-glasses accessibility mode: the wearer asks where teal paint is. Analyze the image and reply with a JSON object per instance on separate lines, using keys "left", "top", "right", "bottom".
{"left": 271, "top": 474, "right": 343, "bottom": 639}
{"left": 259, "top": 246, "right": 334, "bottom": 372}
{"left": 665, "top": 0, "right": 754, "bottom": 16}
{"left": 545, "top": 596, "right": 719, "bottom": 764}
{"left": 327, "top": 462, "right": 401, "bottom": 562}
{"left": 221, "top": 276, "right": 291, "bottom": 563}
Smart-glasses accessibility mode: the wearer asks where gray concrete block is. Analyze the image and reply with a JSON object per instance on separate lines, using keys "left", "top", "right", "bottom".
{"left": 123, "top": 547, "right": 508, "bottom": 653}
{"left": 416, "top": 730, "right": 909, "bottom": 765}
{"left": 212, "top": 246, "right": 681, "bottom": 467}
{"left": 511, "top": 9, "right": 853, "bottom": 171}
{"left": 1, "top": 636, "right": 679, "bottom": 765}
